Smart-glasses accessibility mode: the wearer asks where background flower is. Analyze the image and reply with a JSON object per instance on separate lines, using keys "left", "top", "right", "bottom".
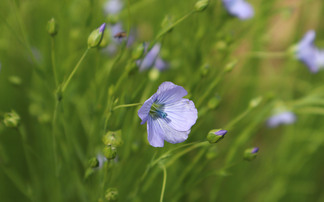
{"left": 223, "top": 0, "right": 254, "bottom": 20}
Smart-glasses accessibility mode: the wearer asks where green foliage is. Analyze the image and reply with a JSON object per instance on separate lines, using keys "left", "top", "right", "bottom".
{"left": 0, "top": 0, "right": 324, "bottom": 201}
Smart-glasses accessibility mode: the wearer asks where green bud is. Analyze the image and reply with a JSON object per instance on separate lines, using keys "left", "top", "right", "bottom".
{"left": 215, "top": 41, "right": 227, "bottom": 51}
{"left": 249, "top": 96, "right": 263, "bottom": 109}
{"left": 195, "top": 0, "right": 209, "bottom": 12}
{"left": 47, "top": 18, "right": 58, "bottom": 36}
{"left": 224, "top": 59, "right": 237, "bottom": 73}
{"left": 88, "top": 23, "right": 106, "bottom": 48}
{"left": 102, "top": 130, "right": 123, "bottom": 147}
{"left": 105, "top": 188, "right": 118, "bottom": 201}
{"left": 161, "top": 15, "right": 174, "bottom": 33}
{"left": 207, "top": 129, "right": 227, "bottom": 144}
{"left": 132, "top": 43, "right": 145, "bottom": 60}
{"left": 88, "top": 157, "right": 99, "bottom": 168}
{"left": 199, "top": 63, "right": 210, "bottom": 77}
{"left": 149, "top": 68, "right": 160, "bottom": 81}
{"left": 207, "top": 95, "right": 221, "bottom": 109}
{"left": 244, "top": 147, "right": 259, "bottom": 161}
{"left": 3, "top": 110, "right": 20, "bottom": 128}
{"left": 8, "top": 76, "right": 22, "bottom": 86}
{"left": 103, "top": 145, "right": 117, "bottom": 160}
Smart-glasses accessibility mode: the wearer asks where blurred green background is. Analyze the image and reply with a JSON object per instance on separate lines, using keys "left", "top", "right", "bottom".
{"left": 0, "top": 0, "right": 324, "bottom": 201}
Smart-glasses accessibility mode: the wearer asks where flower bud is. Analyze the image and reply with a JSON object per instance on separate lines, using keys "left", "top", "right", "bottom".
{"left": 47, "top": 18, "right": 58, "bottom": 36}
{"left": 3, "top": 110, "right": 20, "bottom": 128}
{"left": 8, "top": 76, "right": 22, "bottom": 86}
{"left": 224, "top": 59, "right": 237, "bottom": 72}
{"left": 249, "top": 96, "right": 262, "bottom": 108}
{"left": 105, "top": 188, "right": 118, "bottom": 201}
{"left": 88, "top": 157, "right": 99, "bottom": 168}
{"left": 103, "top": 145, "right": 117, "bottom": 160}
{"left": 102, "top": 130, "right": 123, "bottom": 147}
{"left": 132, "top": 43, "right": 145, "bottom": 60}
{"left": 244, "top": 147, "right": 259, "bottom": 161}
{"left": 207, "top": 129, "right": 227, "bottom": 144}
{"left": 195, "top": 0, "right": 209, "bottom": 12}
{"left": 88, "top": 23, "right": 106, "bottom": 48}
{"left": 149, "top": 68, "right": 160, "bottom": 81}
{"left": 207, "top": 95, "right": 221, "bottom": 109}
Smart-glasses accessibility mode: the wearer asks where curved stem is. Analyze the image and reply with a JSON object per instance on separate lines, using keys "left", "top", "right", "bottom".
{"left": 160, "top": 165, "right": 167, "bottom": 202}
{"left": 62, "top": 48, "right": 90, "bottom": 92}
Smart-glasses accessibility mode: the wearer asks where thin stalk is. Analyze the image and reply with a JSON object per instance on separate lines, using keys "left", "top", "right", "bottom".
{"left": 112, "top": 103, "right": 142, "bottom": 111}
{"left": 51, "top": 100, "right": 59, "bottom": 177}
{"left": 160, "top": 165, "right": 167, "bottom": 202}
{"left": 51, "top": 37, "right": 59, "bottom": 87}
{"left": 62, "top": 48, "right": 90, "bottom": 92}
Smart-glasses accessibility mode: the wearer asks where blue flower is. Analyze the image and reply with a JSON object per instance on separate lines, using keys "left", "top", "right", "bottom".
{"left": 138, "top": 82, "right": 198, "bottom": 147}
{"left": 104, "top": 0, "right": 123, "bottom": 15}
{"left": 296, "top": 30, "right": 324, "bottom": 73}
{"left": 137, "top": 43, "right": 169, "bottom": 71}
{"left": 223, "top": 0, "right": 254, "bottom": 20}
{"left": 266, "top": 111, "right": 296, "bottom": 128}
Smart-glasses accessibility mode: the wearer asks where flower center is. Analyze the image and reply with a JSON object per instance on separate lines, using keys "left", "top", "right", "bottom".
{"left": 149, "top": 103, "right": 167, "bottom": 119}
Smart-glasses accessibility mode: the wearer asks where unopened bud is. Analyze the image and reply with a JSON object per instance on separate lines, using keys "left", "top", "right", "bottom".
{"left": 8, "top": 76, "right": 22, "bottom": 86}
{"left": 132, "top": 43, "right": 145, "bottom": 60}
{"left": 195, "top": 0, "right": 209, "bottom": 12}
{"left": 208, "top": 95, "right": 221, "bottom": 109}
{"left": 88, "top": 157, "right": 99, "bottom": 168}
{"left": 249, "top": 96, "right": 262, "bottom": 108}
{"left": 149, "top": 68, "right": 160, "bottom": 81}
{"left": 207, "top": 129, "right": 227, "bottom": 144}
{"left": 47, "top": 18, "right": 58, "bottom": 36}
{"left": 224, "top": 59, "right": 237, "bottom": 72}
{"left": 102, "top": 130, "right": 123, "bottom": 147}
{"left": 244, "top": 147, "right": 259, "bottom": 161}
{"left": 3, "top": 110, "right": 20, "bottom": 128}
{"left": 103, "top": 145, "right": 117, "bottom": 160}
{"left": 88, "top": 23, "right": 106, "bottom": 48}
{"left": 105, "top": 188, "right": 118, "bottom": 201}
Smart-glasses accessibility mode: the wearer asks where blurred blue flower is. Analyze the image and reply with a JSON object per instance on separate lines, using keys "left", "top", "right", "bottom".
{"left": 138, "top": 82, "right": 198, "bottom": 147}
{"left": 251, "top": 147, "right": 259, "bottom": 154}
{"left": 296, "top": 30, "right": 324, "bottom": 73}
{"left": 137, "top": 43, "right": 169, "bottom": 71}
{"left": 266, "top": 111, "right": 296, "bottom": 128}
{"left": 223, "top": 0, "right": 254, "bottom": 20}
{"left": 104, "top": 0, "right": 123, "bottom": 15}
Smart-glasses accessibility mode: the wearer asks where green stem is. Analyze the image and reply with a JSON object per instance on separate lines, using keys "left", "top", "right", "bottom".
{"left": 51, "top": 100, "right": 59, "bottom": 177}
{"left": 113, "top": 103, "right": 142, "bottom": 111}
{"left": 51, "top": 37, "right": 58, "bottom": 87}
{"left": 197, "top": 70, "right": 226, "bottom": 107}
{"left": 160, "top": 165, "right": 167, "bottom": 202}
{"left": 62, "top": 48, "right": 90, "bottom": 92}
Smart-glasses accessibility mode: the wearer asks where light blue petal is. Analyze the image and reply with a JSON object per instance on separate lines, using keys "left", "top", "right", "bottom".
{"left": 138, "top": 94, "right": 157, "bottom": 124}
{"left": 147, "top": 117, "right": 165, "bottom": 147}
{"left": 315, "top": 49, "right": 324, "bottom": 69}
{"left": 154, "top": 57, "right": 169, "bottom": 71}
{"left": 156, "top": 118, "right": 190, "bottom": 144}
{"left": 156, "top": 82, "right": 187, "bottom": 104}
{"left": 138, "top": 44, "right": 161, "bottom": 71}
{"left": 164, "top": 99, "right": 198, "bottom": 131}
{"left": 223, "top": 0, "right": 254, "bottom": 20}
{"left": 104, "top": 0, "right": 123, "bottom": 15}
{"left": 298, "top": 30, "right": 315, "bottom": 50}
{"left": 266, "top": 111, "right": 296, "bottom": 128}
